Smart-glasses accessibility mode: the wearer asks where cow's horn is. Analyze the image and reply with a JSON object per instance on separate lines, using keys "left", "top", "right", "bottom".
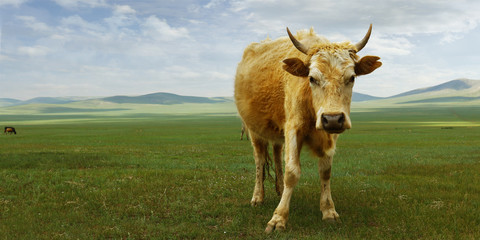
{"left": 354, "top": 24, "right": 372, "bottom": 52}
{"left": 287, "top": 27, "right": 309, "bottom": 55}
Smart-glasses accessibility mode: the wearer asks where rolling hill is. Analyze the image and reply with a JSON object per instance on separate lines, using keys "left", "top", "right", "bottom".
{"left": 352, "top": 92, "right": 383, "bottom": 102}
{"left": 0, "top": 93, "right": 228, "bottom": 107}
{"left": 0, "top": 91, "right": 384, "bottom": 106}
{"left": 390, "top": 78, "right": 480, "bottom": 98}
{"left": 1, "top": 78, "right": 479, "bottom": 109}
{"left": 20, "top": 97, "right": 77, "bottom": 105}
{"left": 389, "top": 78, "right": 480, "bottom": 104}
{"left": 101, "top": 92, "right": 224, "bottom": 105}
{"left": 0, "top": 97, "right": 94, "bottom": 107}
{"left": 0, "top": 98, "right": 22, "bottom": 107}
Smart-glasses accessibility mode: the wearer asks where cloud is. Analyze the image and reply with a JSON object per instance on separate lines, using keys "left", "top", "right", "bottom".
{"left": 141, "top": 16, "right": 190, "bottom": 41}
{"left": 229, "top": 0, "right": 480, "bottom": 43}
{"left": 0, "top": 0, "right": 27, "bottom": 7}
{"left": 113, "top": 5, "right": 136, "bottom": 15}
{"left": 204, "top": 0, "right": 225, "bottom": 9}
{"left": 367, "top": 34, "right": 414, "bottom": 57}
{"left": 105, "top": 5, "right": 138, "bottom": 31}
{"left": 61, "top": 15, "right": 104, "bottom": 33}
{"left": 52, "top": 0, "right": 107, "bottom": 8}
{"left": 16, "top": 16, "right": 52, "bottom": 32}
{"left": 18, "top": 45, "right": 50, "bottom": 57}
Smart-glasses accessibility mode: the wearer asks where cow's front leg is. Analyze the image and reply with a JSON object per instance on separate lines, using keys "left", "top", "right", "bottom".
{"left": 265, "top": 129, "right": 302, "bottom": 233}
{"left": 319, "top": 154, "right": 340, "bottom": 222}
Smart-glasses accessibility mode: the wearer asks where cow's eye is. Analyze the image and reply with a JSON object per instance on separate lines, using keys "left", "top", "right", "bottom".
{"left": 349, "top": 76, "right": 355, "bottom": 84}
{"left": 309, "top": 76, "right": 317, "bottom": 85}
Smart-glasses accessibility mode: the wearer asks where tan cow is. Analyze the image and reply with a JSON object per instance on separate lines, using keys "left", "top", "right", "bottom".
{"left": 234, "top": 24, "right": 381, "bottom": 232}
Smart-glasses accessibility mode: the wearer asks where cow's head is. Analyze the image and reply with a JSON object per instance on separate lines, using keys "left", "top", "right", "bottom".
{"left": 283, "top": 24, "right": 382, "bottom": 134}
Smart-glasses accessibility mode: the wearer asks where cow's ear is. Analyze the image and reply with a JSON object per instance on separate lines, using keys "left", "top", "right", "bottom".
{"left": 355, "top": 55, "right": 382, "bottom": 75}
{"left": 282, "top": 58, "right": 309, "bottom": 77}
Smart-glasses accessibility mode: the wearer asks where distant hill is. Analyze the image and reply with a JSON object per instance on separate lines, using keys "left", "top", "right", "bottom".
{"left": 389, "top": 78, "right": 480, "bottom": 104}
{"left": 102, "top": 92, "right": 380, "bottom": 104}
{"left": 352, "top": 92, "right": 383, "bottom": 102}
{"left": 101, "top": 92, "right": 225, "bottom": 105}
{"left": 390, "top": 79, "right": 480, "bottom": 98}
{"left": 0, "top": 98, "right": 22, "bottom": 107}
{"left": 21, "top": 97, "right": 77, "bottom": 105}
{"left": 0, "top": 97, "right": 94, "bottom": 107}
{"left": 2, "top": 79, "right": 479, "bottom": 107}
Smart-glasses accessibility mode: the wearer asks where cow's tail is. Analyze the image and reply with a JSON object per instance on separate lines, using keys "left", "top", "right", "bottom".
{"left": 263, "top": 145, "right": 274, "bottom": 181}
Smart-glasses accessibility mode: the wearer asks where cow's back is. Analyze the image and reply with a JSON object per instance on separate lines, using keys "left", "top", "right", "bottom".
{"left": 235, "top": 37, "right": 297, "bottom": 142}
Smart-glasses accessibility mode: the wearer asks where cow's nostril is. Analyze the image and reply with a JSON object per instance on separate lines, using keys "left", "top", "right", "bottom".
{"left": 322, "top": 115, "right": 329, "bottom": 125}
{"left": 338, "top": 114, "right": 345, "bottom": 124}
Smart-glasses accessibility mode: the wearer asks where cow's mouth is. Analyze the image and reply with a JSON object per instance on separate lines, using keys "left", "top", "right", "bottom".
{"left": 324, "top": 128, "right": 346, "bottom": 134}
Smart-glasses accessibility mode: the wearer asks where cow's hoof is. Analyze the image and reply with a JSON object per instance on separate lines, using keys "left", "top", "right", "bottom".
{"left": 322, "top": 210, "right": 341, "bottom": 223}
{"left": 265, "top": 214, "right": 286, "bottom": 233}
{"left": 250, "top": 196, "right": 263, "bottom": 206}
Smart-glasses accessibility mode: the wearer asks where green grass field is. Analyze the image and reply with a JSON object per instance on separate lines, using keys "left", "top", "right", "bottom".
{"left": 1, "top": 104, "right": 479, "bottom": 239}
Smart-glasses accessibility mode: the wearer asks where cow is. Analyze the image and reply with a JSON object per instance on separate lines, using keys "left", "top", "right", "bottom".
{"left": 4, "top": 127, "right": 16, "bottom": 135}
{"left": 234, "top": 24, "right": 381, "bottom": 232}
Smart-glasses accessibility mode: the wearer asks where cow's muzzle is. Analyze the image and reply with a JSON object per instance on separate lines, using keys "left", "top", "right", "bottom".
{"left": 321, "top": 113, "right": 346, "bottom": 134}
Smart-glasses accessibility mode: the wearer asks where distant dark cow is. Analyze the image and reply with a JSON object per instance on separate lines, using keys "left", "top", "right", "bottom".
{"left": 4, "top": 127, "right": 16, "bottom": 135}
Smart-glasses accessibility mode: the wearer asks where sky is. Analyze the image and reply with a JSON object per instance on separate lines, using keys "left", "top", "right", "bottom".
{"left": 1, "top": 0, "right": 480, "bottom": 100}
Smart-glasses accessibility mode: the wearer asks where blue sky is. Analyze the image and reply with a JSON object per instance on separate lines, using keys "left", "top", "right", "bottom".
{"left": 1, "top": 0, "right": 480, "bottom": 100}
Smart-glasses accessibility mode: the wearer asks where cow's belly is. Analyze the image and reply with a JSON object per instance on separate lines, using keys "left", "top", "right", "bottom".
{"left": 245, "top": 112, "right": 285, "bottom": 143}
{"left": 235, "top": 89, "right": 286, "bottom": 143}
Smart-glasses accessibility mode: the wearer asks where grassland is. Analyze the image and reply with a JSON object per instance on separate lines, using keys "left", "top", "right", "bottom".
{"left": 0, "top": 103, "right": 479, "bottom": 239}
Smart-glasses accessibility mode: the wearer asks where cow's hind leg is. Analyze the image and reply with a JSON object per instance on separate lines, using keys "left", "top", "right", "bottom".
{"left": 250, "top": 134, "right": 268, "bottom": 206}
{"left": 273, "top": 143, "right": 284, "bottom": 196}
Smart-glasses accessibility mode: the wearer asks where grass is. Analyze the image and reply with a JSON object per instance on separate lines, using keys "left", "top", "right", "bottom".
{"left": 0, "top": 104, "right": 479, "bottom": 239}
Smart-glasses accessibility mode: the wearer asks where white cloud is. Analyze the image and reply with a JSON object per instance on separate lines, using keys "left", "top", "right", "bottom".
{"left": 16, "top": 16, "right": 51, "bottom": 32}
{"left": 141, "top": 16, "right": 189, "bottom": 41}
{"left": 367, "top": 34, "right": 414, "bottom": 57}
{"left": 229, "top": 0, "right": 480, "bottom": 44}
{"left": 105, "top": 5, "right": 138, "bottom": 30}
{"left": 0, "top": 0, "right": 27, "bottom": 7}
{"left": 52, "top": 0, "right": 107, "bottom": 8}
{"left": 18, "top": 45, "right": 50, "bottom": 57}
{"left": 61, "top": 15, "right": 104, "bottom": 32}
{"left": 113, "top": 5, "right": 136, "bottom": 15}
{"left": 204, "top": 0, "right": 225, "bottom": 9}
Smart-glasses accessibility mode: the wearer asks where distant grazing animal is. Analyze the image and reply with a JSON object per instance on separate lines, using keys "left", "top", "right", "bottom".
{"left": 241, "top": 123, "right": 249, "bottom": 140}
{"left": 234, "top": 24, "right": 381, "bottom": 232}
{"left": 4, "top": 127, "right": 16, "bottom": 135}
